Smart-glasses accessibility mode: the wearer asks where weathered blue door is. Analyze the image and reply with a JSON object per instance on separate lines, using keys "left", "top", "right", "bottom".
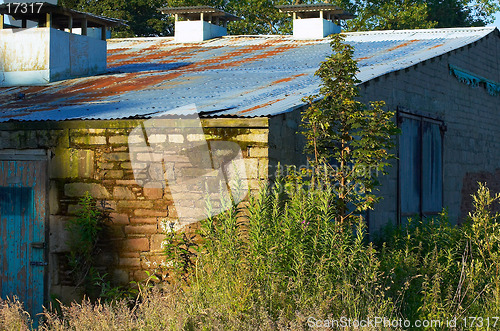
{"left": 0, "top": 153, "right": 47, "bottom": 321}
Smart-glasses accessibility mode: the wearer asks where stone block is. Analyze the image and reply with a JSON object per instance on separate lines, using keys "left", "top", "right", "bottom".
{"left": 149, "top": 134, "right": 167, "bottom": 143}
{"left": 122, "top": 238, "right": 149, "bottom": 252}
{"left": 236, "top": 132, "right": 268, "bottom": 143}
{"left": 133, "top": 270, "right": 150, "bottom": 282}
{"left": 151, "top": 234, "right": 167, "bottom": 252}
{"left": 103, "top": 170, "right": 124, "bottom": 179}
{"left": 130, "top": 217, "right": 160, "bottom": 225}
{"left": 244, "top": 158, "right": 259, "bottom": 179}
{"left": 98, "top": 162, "right": 115, "bottom": 170}
{"left": 125, "top": 225, "right": 158, "bottom": 235}
{"left": 143, "top": 187, "right": 163, "bottom": 200}
{"left": 169, "top": 134, "right": 185, "bottom": 143}
{"left": 134, "top": 209, "right": 168, "bottom": 217}
{"left": 141, "top": 256, "right": 166, "bottom": 269}
{"left": 109, "top": 213, "right": 130, "bottom": 225}
{"left": 119, "top": 257, "right": 142, "bottom": 268}
{"left": 109, "top": 136, "right": 128, "bottom": 145}
{"left": 112, "top": 269, "right": 130, "bottom": 285}
{"left": 64, "top": 183, "right": 110, "bottom": 199}
{"left": 104, "top": 153, "right": 130, "bottom": 162}
{"left": 50, "top": 149, "right": 94, "bottom": 179}
{"left": 258, "top": 158, "right": 268, "bottom": 179}
{"left": 113, "top": 187, "right": 136, "bottom": 200}
{"left": 249, "top": 147, "right": 268, "bottom": 158}
{"left": 108, "top": 225, "right": 126, "bottom": 239}
{"left": 49, "top": 216, "right": 72, "bottom": 253}
{"left": 136, "top": 153, "right": 163, "bottom": 162}
{"left": 49, "top": 181, "right": 60, "bottom": 215}
{"left": 118, "top": 200, "right": 153, "bottom": 209}
{"left": 187, "top": 134, "right": 205, "bottom": 141}
{"left": 120, "top": 162, "right": 134, "bottom": 170}
{"left": 72, "top": 136, "right": 106, "bottom": 145}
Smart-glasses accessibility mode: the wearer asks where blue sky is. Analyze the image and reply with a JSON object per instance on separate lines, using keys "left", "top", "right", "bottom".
{"left": 489, "top": 11, "right": 500, "bottom": 28}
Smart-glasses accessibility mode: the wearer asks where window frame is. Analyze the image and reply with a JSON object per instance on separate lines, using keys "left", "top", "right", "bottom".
{"left": 397, "top": 108, "right": 446, "bottom": 224}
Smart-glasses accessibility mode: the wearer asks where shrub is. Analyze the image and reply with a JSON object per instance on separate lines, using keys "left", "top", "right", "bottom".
{"left": 0, "top": 297, "right": 32, "bottom": 331}
{"left": 2, "top": 183, "right": 500, "bottom": 330}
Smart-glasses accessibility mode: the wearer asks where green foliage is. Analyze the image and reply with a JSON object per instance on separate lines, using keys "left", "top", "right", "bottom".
{"left": 302, "top": 34, "right": 400, "bottom": 225}
{"left": 65, "top": 192, "right": 111, "bottom": 299}
{"left": 162, "top": 223, "right": 199, "bottom": 282}
{"left": 58, "top": 0, "right": 173, "bottom": 37}
{"left": 3, "top": 183, "right": 500, "bottom": 330}
{"left": 377, "top": 183, "right": 500, "bottom": 328}
{"left": 347, "top": 0, "right": 437, "bottom": 31}
{"left": 348, "top": 0, "right": 500, "bottom": 30}
{"left": 172, "top": 173, "right": 393, "bottom": 326}
{"left": 59, "top": 0, "right": 499, "bottom": 37}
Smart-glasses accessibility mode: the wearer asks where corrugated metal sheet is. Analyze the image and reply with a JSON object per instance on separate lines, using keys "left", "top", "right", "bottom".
{"left": 0, "top": 27, "right": 495, "bottom": 122}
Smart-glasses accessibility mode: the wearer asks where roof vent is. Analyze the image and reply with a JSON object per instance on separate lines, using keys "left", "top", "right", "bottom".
{"left": 160, "top": 6, "right": 241, "bottom": 43}
{"left": 0, "top": 2, "right": 124, "bottom": 86}
{"left": 277, "top": 3, "right": 354, "bottom": 39}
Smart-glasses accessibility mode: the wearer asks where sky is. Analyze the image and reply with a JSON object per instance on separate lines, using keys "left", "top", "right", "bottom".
{"left": 489, "top": 11, "right": 500, "bottom": 28}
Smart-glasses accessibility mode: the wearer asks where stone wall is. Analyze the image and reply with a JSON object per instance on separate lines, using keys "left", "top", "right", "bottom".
{"left": 358, "top": 30, "right": 500, "bottom": 233}
{"left": 0, "top": 117, "right": 269, "bottom": 302}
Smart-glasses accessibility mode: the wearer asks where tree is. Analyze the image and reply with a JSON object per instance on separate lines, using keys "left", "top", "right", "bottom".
{"left": 347, "top": 0, "right": 437, "bottom": 31}
{"left": 59, "top": 0, "right": 499, "bottom": 37}
{"left": 427, "top": 0, "right": 500, "bottom": 27}
{"left": 301, "top": 34, "right": 400, "bottom": 226}
{"left": 59, "top": 0, "right": 173, "bottom": 37}
{"left": 347, "top": 0, "right": 500, "bottom": 31}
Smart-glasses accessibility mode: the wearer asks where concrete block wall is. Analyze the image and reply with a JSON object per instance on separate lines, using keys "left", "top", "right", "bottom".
{"left": 0, "top": 117, "right": 269, "bottom": 302}
{"left": 269, "top": 109, "right": 307, "bottom": 177}
{"left": 0, "top": 27, "right": 107, "bottom": 86}
{"left": 358, "top": 30, "right": 500, "bottom": 233}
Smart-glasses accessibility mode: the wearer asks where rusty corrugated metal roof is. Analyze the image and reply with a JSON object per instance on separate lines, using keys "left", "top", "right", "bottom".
{"left": 0, "top": 27, "right": 496, "bottom": 122}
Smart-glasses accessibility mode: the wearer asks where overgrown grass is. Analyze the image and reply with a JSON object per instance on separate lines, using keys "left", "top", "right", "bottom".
{"left": 2, "top": 181, "right": 500, "bottom": 330}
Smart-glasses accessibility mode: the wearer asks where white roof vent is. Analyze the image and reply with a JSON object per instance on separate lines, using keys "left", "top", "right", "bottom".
{"left": 160, "top": 6, "right": 241, "bottom": 43}
{"left": 277, "top": 3, "right": 354, "bottom": 39}
{"left": 0, "top": 2, "right": 124, "bottom": 86}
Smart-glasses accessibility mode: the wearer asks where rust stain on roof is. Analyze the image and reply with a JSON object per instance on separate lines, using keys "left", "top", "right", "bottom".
{"left": 428, "top": 43, "right": 444, "bottom": 49}
{"left": 1, "top": 40, "right": 304, "bottom": 115}
{"left": 237, "top": 98, "right": 286, "bottom": 115}
{"left": 271, "top": 73, "right": 307, "bottom": 85}
{"left": 386, "top": 39, "right": 419, "bottom": 52}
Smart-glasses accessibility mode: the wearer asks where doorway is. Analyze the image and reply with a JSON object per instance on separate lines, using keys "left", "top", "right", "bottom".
{"left": 0, "top": 150, "right": 48, "bottom": 321}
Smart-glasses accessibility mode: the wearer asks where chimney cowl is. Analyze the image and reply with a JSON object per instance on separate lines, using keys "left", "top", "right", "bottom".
{"left": 277, "top": 3, "right": 354, "bottom": 39}
{"left": 160, "top": 6, "right": 241, "bottom": 43}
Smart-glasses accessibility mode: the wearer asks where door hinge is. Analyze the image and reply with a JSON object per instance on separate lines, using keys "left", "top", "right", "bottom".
{"left": 31, "top": 242, "right": 46, "bottom": 249}
{"left": 30, "top": 261, "right": 48, "bottom": 267}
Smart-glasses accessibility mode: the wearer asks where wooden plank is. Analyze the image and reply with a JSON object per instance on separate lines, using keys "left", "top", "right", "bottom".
{"left": 68, "top": 15, "right": 73, "bottom": 33}
{"left": 101, "top": 25, "right": 107, "bottom": 40}
{"left": 81, "top": 18, "right": 87, "bottom": 35}
{"left": 0, "top": 159, "right": 46, "bottom": 324}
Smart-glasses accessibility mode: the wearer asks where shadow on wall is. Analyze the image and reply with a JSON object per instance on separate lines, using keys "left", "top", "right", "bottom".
{"left": 460, "top": 169, "right": 500, "bottom": 221}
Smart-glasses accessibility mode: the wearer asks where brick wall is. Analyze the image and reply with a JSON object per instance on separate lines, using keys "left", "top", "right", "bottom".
{"left": 0, "top": 117, "right": 269, "bottom": 302}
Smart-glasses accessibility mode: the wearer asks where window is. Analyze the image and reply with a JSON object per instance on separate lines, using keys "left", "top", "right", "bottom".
{"left": 398, "top": 111, "right": 444, "bottom": 224}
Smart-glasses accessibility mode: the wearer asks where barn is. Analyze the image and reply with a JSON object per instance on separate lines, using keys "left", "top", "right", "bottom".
{"left": 0, "top": 3, "right": 499, "bottom": 318}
